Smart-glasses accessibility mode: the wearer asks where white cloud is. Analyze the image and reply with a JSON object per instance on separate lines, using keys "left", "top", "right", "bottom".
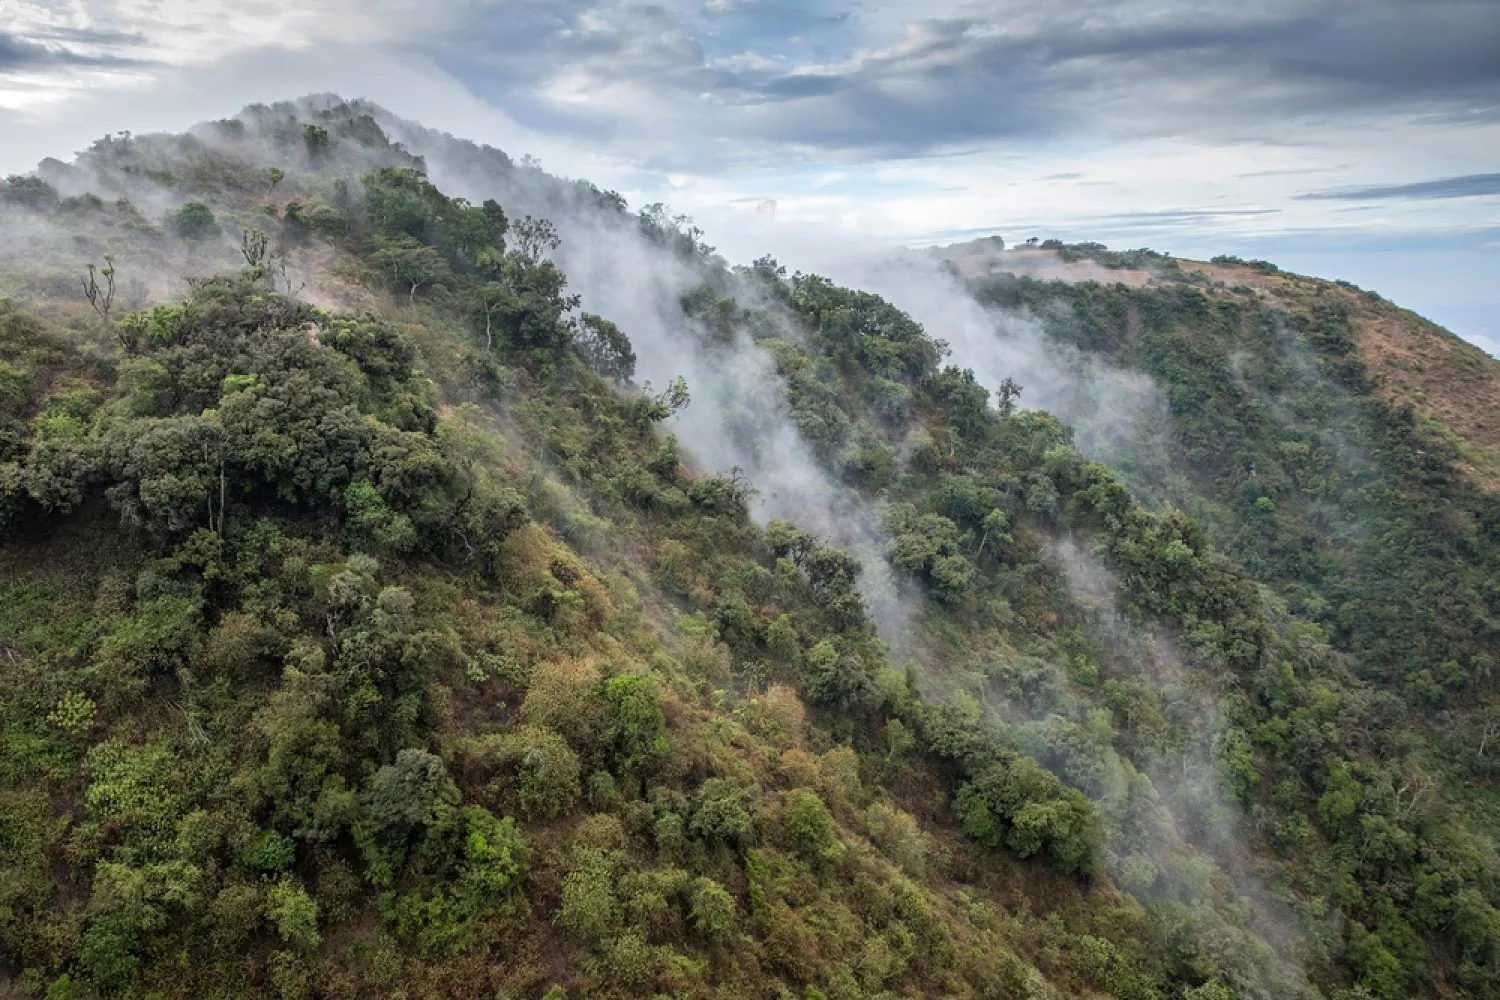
{"left": 0, "top": 0, "right": 1495, "bottom": 345}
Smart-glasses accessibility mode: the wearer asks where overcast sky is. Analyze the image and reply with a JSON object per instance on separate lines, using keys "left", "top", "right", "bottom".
{"left": 3, "top": 0, "right": 1498, "bottom": 350}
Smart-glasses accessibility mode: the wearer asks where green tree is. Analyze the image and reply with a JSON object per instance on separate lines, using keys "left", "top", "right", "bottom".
{"left": 604, "top": 674, "right": 669, "bottom": 779}
{"left": 362, "top": 749, "right": 459, "bottom": 835}
{"left": 267, "top": 877, "right": 321, "bottom": 951}
{"left": 804, "top": 640, "right": 877, "bottom": 714}
{"left": 689, "top": 877, "right": 736, "bottom": 941}
{"left": 472, "top": 280, "right": 515, "bottom": 352}
{"left": 782, "top": 791, "right": 844, "bottom": 870}
{"left": 304, "top": 124, "right": 330, "bottom": 160}
{"left": 997, "top": 377, "right": 1023, "bottom": 417}
{"left": 369, "top": 235, "right": 451, "bottom": 304}
{"left": 575, "top": 312, "right": 637, "bottom": 382}
{"left": 169, "top": 202, "right": 221, "bottom": 241}
{"left": 955, "top": 755, "right": 1101, "bottom": 876}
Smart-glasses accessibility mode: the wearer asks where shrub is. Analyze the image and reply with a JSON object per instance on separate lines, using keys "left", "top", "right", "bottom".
{"left": 864, "top": 802, "right": 927, "bottom": 875}
{"left": 383, "top": 806, "right": 526, "bottom": 952}
{"left": 557, "top": 847, "right": 619, "bottom": 942}
{"left": 267, "top": 877, "right": 321, "bottom": 950}
{"left": 572, "top": 813, "right": 626, "bottom": 852}
{"left": 782, "top": 791, "right": 844, "bottom": 870}
{"left": 238, "top": 828, "right": 297, "bottom": 873}
{"left": 689, "top": 877, "right": 736, "bottom": 941}
{"left": 169, "top": 202, "right": 221, "bottom": 240}
{"left": 522, "top": 658, "right": 609, "bottom": 749}
{"left": 208, "top": 882, "right": 265, "bottom": 949}
{"left": 46, "top": 691, "right": 95, "bottom": 736}
{"left": 456, "top": 805, "right": 527, "bottom": 902}
{"left": 511, "top": 725, "right": 581, "bottom": 819}
{"left": 587, "top": 770, "right": 622, "bottom": 810}
{"left": 746, "top": 683, "right": 805, "bottom": 748}
{"left": 689, "top": 777, "right": 759, "bottom": 847}
{"left": 77, "top": 913, "right": 141, "bottom": 989}
{"left": 654, "top": 811, "right": 688, "bottom": 861}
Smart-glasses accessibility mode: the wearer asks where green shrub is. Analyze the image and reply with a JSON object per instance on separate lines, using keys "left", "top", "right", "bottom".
{"left": 169, "top": 202, "right": 221, "bottom": 240}
{"left": 45, "top": 691, "right": 95, "bottom": 736}
{"left": 557, "top": 847, "right": 619, "bottom": 942}
{"left": 781, "top": 791, "right": 844, "bottom": 870}
{"left": 238, "top": 828, "right": 297, "bottom": 873}
{"left": 511, "top": 725, "right": 581, "bottom": 819}
{"left": 689, "top": 877, "right": 736, "bottom": 941}
{"left": 689, "top": 777, "right": 760, "bottom": 847}
{"left": 267, "top": 877, "right": 321, "bottom": 950}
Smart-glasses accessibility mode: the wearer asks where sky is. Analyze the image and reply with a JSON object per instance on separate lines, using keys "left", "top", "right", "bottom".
{"left": 2, "top": 0, "right": 1497, "bottom": 351}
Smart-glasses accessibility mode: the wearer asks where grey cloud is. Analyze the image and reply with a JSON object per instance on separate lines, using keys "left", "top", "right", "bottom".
{"left": 0, "top": 29, "right": 149, "bottom": 72}
{"left": 6, "top": 0, "right": 1498, "bottom": 176}
{"left": 24, "top": 26, "right": 149, "bottom": 48}
{"left": 418, "top": 0, "right": 1500, "bottom": 161}
{"left": 1092, "top": 208, "right": 1281, "bottom": 220}
{"left": 1234, "top": 167, "right": 1340, "bottom": 178}
{"left": 1297, "top": 172, "right": 1500, "bottom": 201}
{"left": 702, "top": 1, "right": 851, "bottom": 33}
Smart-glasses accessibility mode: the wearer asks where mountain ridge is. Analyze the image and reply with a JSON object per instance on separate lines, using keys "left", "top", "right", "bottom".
{"left": 0, "top": 95, "right": 1496, "bottom": 1000}
{"left": 934, "top": 237, "right": 1500, "bottom": 490}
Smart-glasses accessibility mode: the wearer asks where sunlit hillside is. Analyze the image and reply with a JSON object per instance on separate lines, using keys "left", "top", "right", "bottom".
{"left": 1, "top": 97, "right": 1497, "bottom": 1000}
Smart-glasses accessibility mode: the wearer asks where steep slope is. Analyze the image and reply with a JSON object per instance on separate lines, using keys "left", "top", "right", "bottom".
{"left": 0, "top": 97, "right": 1496, "bottom": 1000}
{"left": 941, "top": 238, "right": 1500, "bottom": 487}
{"left": 1182, "top": 259, "right": 1500, "bottom": 490}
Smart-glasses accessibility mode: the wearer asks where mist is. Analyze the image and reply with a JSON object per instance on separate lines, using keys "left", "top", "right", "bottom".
{"left": 819, "top": 245, "right": 1176, "bottom": 487}
{"left": 0, "top": 31, "right": 1487, "bottom": 998}
{"left": 3, "top": 94, "right": 1188, "bottom": 650}
{"left": 357, "top": 107, "right": 912, "bottom": 640}
{"left": 1043, "top": 536, "right": 1316, "bottom": 1000}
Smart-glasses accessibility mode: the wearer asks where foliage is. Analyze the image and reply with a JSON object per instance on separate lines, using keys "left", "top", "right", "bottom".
{"left": 168, "top": 202, "right": 221, "bottom": 241}
{"left": 0, "top": 99, "right": 1494, "bottom": 1000}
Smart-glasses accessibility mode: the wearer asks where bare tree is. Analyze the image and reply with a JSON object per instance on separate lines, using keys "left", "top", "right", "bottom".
{"left": 512, "top": 215, "right": 561, "bottom": 263}
{"left": 474, "top": 282, "right": 508, "bottom": 351}
{"left": 82, "top": 256, "right": 115, "bottom": 323}
{"left": 241, "top": 229, "right": 270, "bottom": 269}
{"left": 271, "top": 251, "right": 306, "bottom": 298}
{"left": 82, "top": 255, "right": 128, "bottom": 351}
{"left": 1480, "top": 716, "right": 1499, "bottom": 757}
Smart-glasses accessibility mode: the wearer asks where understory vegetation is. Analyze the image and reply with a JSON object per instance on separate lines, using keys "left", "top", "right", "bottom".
{"left": 0, "top": 98, "right": 1496, "bottom": 1000}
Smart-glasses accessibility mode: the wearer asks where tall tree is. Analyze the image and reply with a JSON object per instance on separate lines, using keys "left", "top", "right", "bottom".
{"left": 369, "top": 236, "right": 451, "bottom": 305}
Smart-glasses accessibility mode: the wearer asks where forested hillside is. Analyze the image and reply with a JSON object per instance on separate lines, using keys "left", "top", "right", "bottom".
{"left": 0, "top": 97, "right": 1496, "bottom": 1000}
